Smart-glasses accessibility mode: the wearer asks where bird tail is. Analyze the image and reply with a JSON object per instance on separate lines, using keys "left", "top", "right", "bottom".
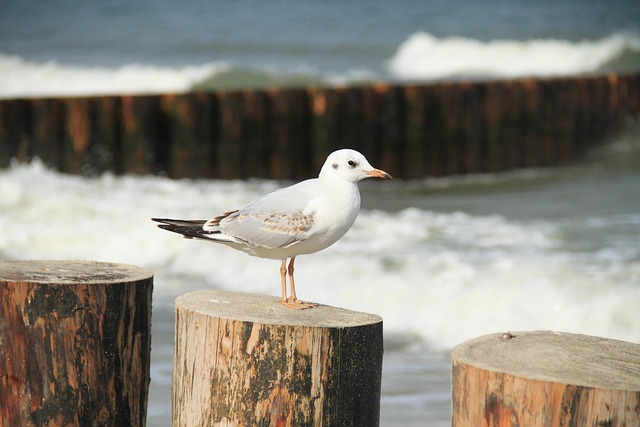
{"left": 151, "top": 218, "right": 208, "bottom": 239}
{"left": 152, "top": 210, "right": 239, "bottom": 240}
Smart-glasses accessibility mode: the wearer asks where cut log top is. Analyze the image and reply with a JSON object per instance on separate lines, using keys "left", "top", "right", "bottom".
{"left": 0, "top": 260, "right": 153, "bottom": 284}
{"left": 176, "top": 289, "right": 382, "bottom": 328}
{"left": 452, "top": 331, "right": 640, "bottom": 391}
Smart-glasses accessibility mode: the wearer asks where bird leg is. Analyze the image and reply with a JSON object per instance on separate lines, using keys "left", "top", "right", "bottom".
{"left": 280, "top": 259, "right": 288, "bottom": 306}
{"left": 280, "top": 257, "right": 316, "bottom": 310}
{"left": 287, "top": 256, "right": 298, "bottom": 301}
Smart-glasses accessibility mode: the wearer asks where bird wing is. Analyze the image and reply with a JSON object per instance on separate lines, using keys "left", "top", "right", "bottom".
{"left": 206, "top": 180, "right": 319, "bottom": 249}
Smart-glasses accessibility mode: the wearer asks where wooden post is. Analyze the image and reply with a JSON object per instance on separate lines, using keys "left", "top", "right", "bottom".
{"left": 0, "top": 260, "right": 153, "bottom": 427}
{"left": 0, "top": 99, "right": 31, "bottom": 167}
{"left": 173, "top": 290, "right": 383, "bottom": 427}
{"left": 161, "top": 92, "right": 219, "bottom": 179}
{"left": 268, "top": 88, "right": 310, "bottom": 180}
{"left": 216, "top": 91, "right": 260, "bottom": 179}
{"left": 403, "top": 85, "right": 428, "bottom": 178}
{"left": 451, "top": 331, "right": 640, "bottom": 426}
{"left": 29, "top": 98, "right": 65, "bottom": 170}
{"left": 308, "top": 87, "right": 345, "bottom": 171}
{"left": 371, "top": 83, "right": 404, "bottom": 177}
{"left": 120, "top": 95, "right": 170, "bottom": 175}
{"left": 62, "top": 97, "right": 93, "bottom": 175}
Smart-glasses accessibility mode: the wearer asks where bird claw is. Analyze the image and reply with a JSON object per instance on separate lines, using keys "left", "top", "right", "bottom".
{"left": 282, "top": 298, "right": 317, "bottom": 310}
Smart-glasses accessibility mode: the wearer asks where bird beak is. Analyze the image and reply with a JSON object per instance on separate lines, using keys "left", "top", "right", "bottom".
{"left": 365, "top": 168, "right": 393, "bottom": 179}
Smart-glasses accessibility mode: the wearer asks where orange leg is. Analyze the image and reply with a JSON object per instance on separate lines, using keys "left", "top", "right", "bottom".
{"left": 281, "top": 257, "right": 316, "bottom": 310}
{"left": 288, "top": 256, "right": 298, "bottom": 301}
{"left": 280, "top": 259, "right": 288, "bottom": 305}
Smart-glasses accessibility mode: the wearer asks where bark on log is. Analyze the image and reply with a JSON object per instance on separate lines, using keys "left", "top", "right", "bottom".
{"left": 451, "top": 331, "right": 640, "bottom": 426}
{"left": 0, "top": 260, "right": 153, "bottom": 427}
{"left": 173, "top": 289, "right": 383, "bottom": 427}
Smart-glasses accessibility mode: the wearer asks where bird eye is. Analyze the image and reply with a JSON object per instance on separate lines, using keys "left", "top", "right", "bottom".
{"left": 347, "top": 160, "right": 357, "bottom": 168}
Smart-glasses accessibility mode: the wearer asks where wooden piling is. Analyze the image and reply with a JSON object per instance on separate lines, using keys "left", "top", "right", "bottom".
{"left": 0, "top": 260, "right": 153, "bottom": 427}
{"left": 161, "top": 92, "right": 218, "bottom": 179}
{"left": 173, "top": 289, "right": 383, "bottom": 427}
{"left": 218, "top": 90, "right": 252, "bottom": 179}
{"left": 0, "top": 99, "right": 31, "bottom": 167}
{"left": 1, "top": 73, "right": 639, "bottom": 179}
{"left": 403, "top": 85, "right": 429, "bottom": 177}
{"left": 371, "top": 83, "right": 404, "bottom": 176}
{"left": 121, "top": 95, "right": 170, "bottom": 175}
{"left": 268, "top": 88, "right": 310, "bottom": 180}
{"left": 451, "top": 331, "right": 640, "bottom": 426}
{"left": 309, "top": 86, "right": 346, "bottom": 171}
{"left": 30, "top": 98, "right": 65, "bottom": 170}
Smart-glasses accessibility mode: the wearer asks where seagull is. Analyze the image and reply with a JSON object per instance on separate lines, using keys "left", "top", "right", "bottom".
{"left": 152, "top": 149, "right": 392, "bottom": 309}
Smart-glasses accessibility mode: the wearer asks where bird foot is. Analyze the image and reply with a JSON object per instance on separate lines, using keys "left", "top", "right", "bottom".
{"left": 282, "top": 298, "right": 317, "bottom": 310}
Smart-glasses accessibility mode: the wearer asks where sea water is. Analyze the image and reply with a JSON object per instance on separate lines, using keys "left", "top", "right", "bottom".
{"left": 2, "top": 0, "right": 640, "bottom": 424}
{"left": 1, "top": 128, "right": 639, "bottom": 425}
{"left": 1, "top": 0, "right": 640, "bottom": 98}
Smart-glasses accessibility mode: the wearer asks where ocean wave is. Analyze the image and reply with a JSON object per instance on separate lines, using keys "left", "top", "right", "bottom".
{"left": 0, "top": 53, "right": 378, "bottom": 99}
{"left": 2, "top": 31, "right": 639, "bottom": 99}
{"left": 0, "top": 54, "right": 230, "bottom": 99}
{"left": 388, "top": 31, "right": 640, "bottom": 80}
{"left": 1, "top": 159, "right": 638, "bottom": 349}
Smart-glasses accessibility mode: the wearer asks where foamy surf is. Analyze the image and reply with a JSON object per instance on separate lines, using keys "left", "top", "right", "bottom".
{"left": 2, "top": 146, "right": 638, "bottom": 349}
{"left": 0, "top": 53, "right": 230, "bottom": 99}
{"left": 2, "top": 32, "right": 639, "bottom": 99}
{"left": 388, "top": 31, "right": 640, "bottom": 80}
{"left": 0, "top": 52, "right": 373, "bottom": 99}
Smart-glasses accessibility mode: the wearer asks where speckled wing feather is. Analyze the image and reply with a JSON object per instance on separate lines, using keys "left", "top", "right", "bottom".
{"left": 206, "top": 181, "right": 318, "bottom": 249}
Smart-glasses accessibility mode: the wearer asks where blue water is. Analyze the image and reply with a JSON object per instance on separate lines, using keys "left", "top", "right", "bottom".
{"left": 2, "top": 2, "right": 640, "bottom": 425}
{"left": 1, "top": 0, "right": 640, "bottom": 97}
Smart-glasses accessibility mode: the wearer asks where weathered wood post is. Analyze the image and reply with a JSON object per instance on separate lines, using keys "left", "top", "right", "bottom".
{"left": 0, "top": 260, "right": 153, "bottom": 427}
{"left": 173, "top": 289, "right": 383, "bottom": 426}
{"left": 452, "top": 331, "right": 640, "bottom": 426}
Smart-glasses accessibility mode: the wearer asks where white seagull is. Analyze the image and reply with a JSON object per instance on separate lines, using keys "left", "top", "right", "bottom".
{"left": 152, "top": 149, "right": 392, "bottom": 309}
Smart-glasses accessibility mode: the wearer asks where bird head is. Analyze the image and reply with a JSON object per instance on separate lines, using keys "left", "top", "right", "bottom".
{"left": 320, "top": 149, "right": 393, "bottom": 183}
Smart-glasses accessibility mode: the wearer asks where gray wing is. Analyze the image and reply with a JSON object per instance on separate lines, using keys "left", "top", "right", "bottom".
{"left": 205, "top": 180, "right": 318, "bottom": 249}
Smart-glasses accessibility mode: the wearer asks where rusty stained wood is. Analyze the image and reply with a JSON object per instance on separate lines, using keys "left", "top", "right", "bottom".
{"left": 0, "top": 260, "right": 153, "bottom": 427}
{"left": 161, "top": 92, "right": 219, "bottom": 179}
{"left": 451, "top": 331, "right": 640, "bottom": 427}
{"left": 268, "top": 88, "right": 310, "bottom": 180}
{"left": 369, "top": 83, "right": 405, "bottom": 178}
{"left": 1, "top": 73, "right": 640, "bottom": 179}
{"left": 308, "top": 86, "right": 347, "bottom": 172}
{"left": 120, "top": 95, "right": 170, "bottom": 175}
{"left": 217, "top": 90, "right": 252, "bottom": 179}
{"left": 29, "top": 98, "right": 65, "bottom": 169}
{"left": 173, "top": 289, "right": 383, "bottom": 427}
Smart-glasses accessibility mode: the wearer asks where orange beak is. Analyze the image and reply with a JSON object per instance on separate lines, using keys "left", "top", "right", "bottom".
{"left": 365, "top": 168, "right": 393, "bottom": 180}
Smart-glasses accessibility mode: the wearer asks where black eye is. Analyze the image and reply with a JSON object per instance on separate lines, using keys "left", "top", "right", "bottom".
{"left": 347, "top": 160, "right": 357, "bottom": 168}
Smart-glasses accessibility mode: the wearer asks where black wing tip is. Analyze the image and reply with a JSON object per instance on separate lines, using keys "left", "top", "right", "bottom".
{"left": 151, "top": 218, "right": 180, "bottom": 231}
{"left": 152, "top": 217, "right": 217, "bottom": 240}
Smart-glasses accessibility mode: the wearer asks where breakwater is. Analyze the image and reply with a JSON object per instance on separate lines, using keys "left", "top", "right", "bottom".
{"left": 0, "top": 73, "right": 638, "bottom": 179}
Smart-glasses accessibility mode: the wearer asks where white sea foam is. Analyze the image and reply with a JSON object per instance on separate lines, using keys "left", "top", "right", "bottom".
{"left": 0, "top": 52, "right": 367, "bottom": 99}
{"left": 388, "top": 31, "right": 640, "bottom": 80}
{"left": 2, "top": 31, "right": 638, "bottom": 99}
{"left": 0, "top": 54, "right": 230, "bottom": 99}
{"left": 2, "top": 159, "right": 638, "bottom": 349}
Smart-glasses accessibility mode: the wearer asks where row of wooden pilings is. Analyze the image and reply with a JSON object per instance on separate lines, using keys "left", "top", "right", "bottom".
{"left": 2, "top": 260, "right": 639, "bottom": 426}
{"left": 1, "top": 73, "right": 639, "bottom": 180}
